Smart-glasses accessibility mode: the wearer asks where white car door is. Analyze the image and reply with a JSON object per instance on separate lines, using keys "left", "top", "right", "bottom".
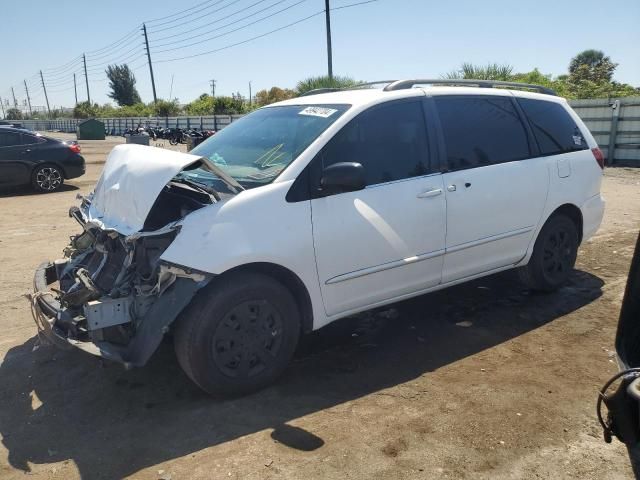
{"left": 433, "top": 94, "right": 549, "bottom": 283}
{"left": 310, "top": 99, "right": 447, "bottom": 317}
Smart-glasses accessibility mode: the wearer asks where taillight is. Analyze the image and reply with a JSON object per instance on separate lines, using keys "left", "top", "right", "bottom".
{"left": 592, "top": 147, "right": 605, "bottom": 169}
{"left": 69, "top": 143, "right": 81, "bottom": 154}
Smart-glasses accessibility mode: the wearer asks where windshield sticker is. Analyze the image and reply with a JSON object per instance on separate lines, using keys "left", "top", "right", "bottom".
{"left": 572, "top": 135, "right": 583, "bottom": 146}
{"left": 299, "top": 106, "right": 338, "bottom": 118}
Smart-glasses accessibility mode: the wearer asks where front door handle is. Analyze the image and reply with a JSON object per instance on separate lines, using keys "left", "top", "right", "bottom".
{"left": 22, "top": 149, "right": 31, "bottom": 153}
{"left": 417, "top": 188, "right": 443, "bottom": 198}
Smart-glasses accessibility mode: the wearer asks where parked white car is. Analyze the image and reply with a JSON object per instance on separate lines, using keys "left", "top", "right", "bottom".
{"left": 33, "top": 80, "right": 605, "bottom": 396}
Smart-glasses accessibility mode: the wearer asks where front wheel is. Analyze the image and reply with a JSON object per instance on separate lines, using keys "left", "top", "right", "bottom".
{"left": 173, "top": 272, "right": 301, "bottom": 396}
{"left": 519, "top": 214, "right": 579, "bottom": 292}
{"left": 32, "top": 164, "right": 64, "bottom": 192}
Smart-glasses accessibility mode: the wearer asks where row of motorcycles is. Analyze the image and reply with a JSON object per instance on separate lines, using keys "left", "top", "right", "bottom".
{"left": 121, "top": 126, "right": 216, "bottom": 145}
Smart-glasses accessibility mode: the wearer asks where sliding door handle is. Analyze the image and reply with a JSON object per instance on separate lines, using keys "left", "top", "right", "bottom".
{"left": 417, "top": 188, "right": 443, "bottom": 198}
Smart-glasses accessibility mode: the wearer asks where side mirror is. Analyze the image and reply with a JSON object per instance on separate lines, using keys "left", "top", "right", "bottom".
{"left": 320, "top": 162, "right": 366, "bottom": 194}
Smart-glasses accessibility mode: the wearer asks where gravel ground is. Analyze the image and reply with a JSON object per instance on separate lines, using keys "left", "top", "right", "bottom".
{"left": 0, "top": 134, "right": 639, "bottom": 480}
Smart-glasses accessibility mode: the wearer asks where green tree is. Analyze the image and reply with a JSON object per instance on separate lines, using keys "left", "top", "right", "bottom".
{"left": 106, "top": 64, "right": 142, "bottom": 106}
{"left": 444, "top": 63, "right": 514, "bottom": 80}
{"left": 254, "top": 86, "right": 297, "bottom": 106}
{"left": 5, "top": 108, "right": 23, "bottom": 120}
{"left": 568, "top": 50, "right": 615, "bottom": 80}
{"left": 184, "top": 93, "right": 216, "bottom": 115}
{"left": 152, "top": 99, "right": 180, "bottom": 117}
{"left": 72, "top": 101, "right": 102, "bottom": 119}
{"left": 295, "top": 75, "right": 360, "bottom": 95}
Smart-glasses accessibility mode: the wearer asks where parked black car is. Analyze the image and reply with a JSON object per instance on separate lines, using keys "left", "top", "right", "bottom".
{"left": 0, "top": 128, "right": 85, "bottom": 192}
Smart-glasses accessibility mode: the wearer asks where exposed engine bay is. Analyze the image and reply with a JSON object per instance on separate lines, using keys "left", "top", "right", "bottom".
{"left": 28, "top": 144, "right": 241, "bottom": 366}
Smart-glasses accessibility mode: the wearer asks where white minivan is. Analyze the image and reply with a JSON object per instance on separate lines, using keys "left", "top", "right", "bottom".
{"left": 33, "top": 80, "right": 605, "bottom": 396}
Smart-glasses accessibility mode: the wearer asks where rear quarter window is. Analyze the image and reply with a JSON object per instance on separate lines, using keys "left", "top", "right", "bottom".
{"left": 517, "top": 98, "right": 588, "bottom": 156}
{"left": 21, "top": 134, "right": 47, "bottom": 145}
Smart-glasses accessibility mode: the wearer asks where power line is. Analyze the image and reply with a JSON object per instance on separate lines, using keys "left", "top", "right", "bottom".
{"left": 146, "top": 0, "right": 240, "bottom": 32}
{"left": 86, "top": 38, "right": 144, "bottom": 62}
{"left": 149, "top": 0, "right": 245, "bottom": 33}
{"left": 148, "top": 0, "right": 238, "bottom": 30}
{"left": 152, "top": 0, "right": 282, "bottom": 43}
{"left": 153, "top": 0, "right": 310, "bottom": 53}
{"left": 153, "top": 0, "right": 305, "bottom": 49}
{"left": 155, "top": 9, "right": 325, "bottom": 63}
{"left": 145, "top": 0, "right": 224, "bottom": 24}
{"left": 84, "top": 26, "right": 142, "bottom": 55}
{"left": 86, "top": 52, "right": 146, "bottom": 72}
{"left": 41, "top": 55, "right": 84, "bottom": 74}
{"left": 153, "top": 0, "right": 377, "bottom": 64}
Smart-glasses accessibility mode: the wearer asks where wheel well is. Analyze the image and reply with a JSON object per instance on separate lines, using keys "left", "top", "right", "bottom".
{"left": 550, "top": 203, "right": 583, "bottom": 244}
{"left": 219, "top": 262, "right": 314, "bottom": 334}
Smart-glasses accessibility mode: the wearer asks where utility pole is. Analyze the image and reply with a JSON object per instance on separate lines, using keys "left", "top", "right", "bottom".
{"left": 210, "top": 79, "right": 216, "bottom": 98}
{"left": 83, "top": 54, "right": 91, "bottom": 104}
{"left": 73, "top": 73, "right": 78, "bottom": 104}
{"left": 249, "top": 81, "right": 252, "bottom": 106}
{"left": 11, "top": 87, "right": 18, "bottom": 108}
{"left": 142, "top": 24, "right": 158, "bottom": 104}
{"left": 324, "top": 0, "right": 333, "bottom": 79}
{"left": 39, "top": 71, "right": 51, "bottom": 117}
{"left": 24, "top": 80, "right": 33, "bottom": 117}
{"left": 169, "top": 74, "right": 174, "bottom": 100}
{"left": 0, "top": 97, "right": 5, "bottom": 118}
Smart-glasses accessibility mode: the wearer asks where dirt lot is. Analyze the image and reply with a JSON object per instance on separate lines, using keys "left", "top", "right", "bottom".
{"left": 1, "top": 134, "right": 639, "bottom": 479}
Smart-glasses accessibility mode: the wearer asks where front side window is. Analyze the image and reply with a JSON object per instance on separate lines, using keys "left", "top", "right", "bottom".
{"left": 0, "top": 132, "right": 21, "bottom": 147}
{"left": 434, "top": 96, "right": 531, "bottom": 171}
{"left": 320, "top": 100, "right": 430, "bottom": 186}
{"left": 517, "top": 98, "right": 588, "bottom": 156}
{"left": 186, "top": 104, "right": 350, "bottom": 189}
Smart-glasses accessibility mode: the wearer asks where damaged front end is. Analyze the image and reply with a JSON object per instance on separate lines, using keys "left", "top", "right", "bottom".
{"left": 30, "top": 144, "right": 225, "bottom": 366}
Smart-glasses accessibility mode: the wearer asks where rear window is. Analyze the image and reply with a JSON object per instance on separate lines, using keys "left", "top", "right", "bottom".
{"left": 434, "top": 96, "right": 531, "bottom": 171}
{"left": 517, "top": 98, "right": 588, "bottom": 156}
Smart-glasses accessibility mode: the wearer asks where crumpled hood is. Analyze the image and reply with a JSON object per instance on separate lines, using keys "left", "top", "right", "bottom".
{"left": 86, "top": 144, "right": 202, "bottom": 235}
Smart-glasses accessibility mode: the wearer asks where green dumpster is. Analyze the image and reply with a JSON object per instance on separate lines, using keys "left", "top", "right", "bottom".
{"left": 76, "top": 118, "right": 105, "bottom": 140}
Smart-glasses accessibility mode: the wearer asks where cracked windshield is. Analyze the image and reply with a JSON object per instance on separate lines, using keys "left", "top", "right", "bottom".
{"left": 185, "top": 104, "right": 350, "bottom": 189}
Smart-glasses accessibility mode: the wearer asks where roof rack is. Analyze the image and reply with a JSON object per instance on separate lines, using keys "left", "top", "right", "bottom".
{"left": 298, "top": 80, "right": 398, "bottom": 97}
{"left": 383, "top": 79, "right": 557, "bottom": 96}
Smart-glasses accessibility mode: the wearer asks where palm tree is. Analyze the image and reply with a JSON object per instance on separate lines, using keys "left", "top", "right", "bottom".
{"left": 295, "top": 75, "right": 360, "bottom": 95}
{"left": 444, "top": 63, "right": 514, "bottom": 81}
{"left": 569, "top": 50, "right": 608, "bottom": 74}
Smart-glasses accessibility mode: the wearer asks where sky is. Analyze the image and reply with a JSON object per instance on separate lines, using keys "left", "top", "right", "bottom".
{"left": 1, "top": 0, "right": 639, "bottom": 112}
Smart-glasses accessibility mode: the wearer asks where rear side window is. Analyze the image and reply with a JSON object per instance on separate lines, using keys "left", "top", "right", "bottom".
{"left": 434, "top": 96, "right": 530, "bottom": 171}
{"left": 518, "top": 98, "right": 588, "bottom": 155}
{"left": 321, "top": 100, "right": 430, "bottom": 186}
{"left": 21, "top": 134, "right": 46, "bottom": 145}
{"left": 0, "top": 132, "right": 21, "bottom": 147}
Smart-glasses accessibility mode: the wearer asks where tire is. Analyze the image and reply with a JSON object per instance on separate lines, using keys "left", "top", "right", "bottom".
{"left": 32, "top": 164, "right": 64, "bottom": 193}
{"left": 518, "top": 214, "right": 579, "bottom": 292}
{"left": 173, "top": 272, "right": 301, "bottom": 396}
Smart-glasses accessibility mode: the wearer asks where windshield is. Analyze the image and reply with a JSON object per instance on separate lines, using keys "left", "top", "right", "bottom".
{"left": 186, "top": 104, "right": 350, "bottom": 189}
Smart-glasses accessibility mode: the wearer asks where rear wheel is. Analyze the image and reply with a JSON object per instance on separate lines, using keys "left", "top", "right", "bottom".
{"left": 32, "top": 164, "right": 64, "bottom": 192}
{"left": 174, "top": 272, "right": 300, "bottom": 396}
{"left": 519, "top": 214, "right": 579, "bottom": 292}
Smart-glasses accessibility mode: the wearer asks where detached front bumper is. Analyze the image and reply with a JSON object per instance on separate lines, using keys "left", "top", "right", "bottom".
{"left": 32, "top": 260, "right": 206, "bottom": 367}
